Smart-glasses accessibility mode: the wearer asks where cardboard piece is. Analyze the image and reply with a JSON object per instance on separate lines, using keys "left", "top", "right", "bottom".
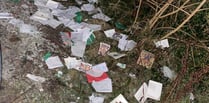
{"left": 45, "top": 56, "right": 64, "bottom": 69}
{"left": 98, "top": 43, "right": 110, "bottom": 56}
{"left": 110, "top": 94, "right": 128, "bottom": 103}
{"left": 137, "top": 50, "right": 155, "bottom": 69}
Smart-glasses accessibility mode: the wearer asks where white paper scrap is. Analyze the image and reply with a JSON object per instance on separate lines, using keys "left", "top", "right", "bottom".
{"left": 71, "top": 41, "right": 86, "bottom": 57}
{"left": 104, "top": 29, "right": 115, "bottom": 38}
{"left": 92, "top": 78, "right": 112, "bottom": 93}
{"left": 89, "top": 94, "right": 104, "bottom": 103}
{"left": 108, "top": 52, "right": 126, "bottom": 59}
{"left": 92, "top": 62, "right": 108, "bottom": 72}
{"left": 92, "top": 13, "right": 111, "bottom": 22}
{"left": 134, "top": 83, "right": 148, "bottom": 103}
{"left": 147, "top": 80, "right": 163, "bottom": 101}
{"left": 45, "top": 56, "right": 64, "bottom": 69}
{"left": 26, "top": 74, "right": 46, "bottom": 83}
{"left": 190, "top": 93, "right": 194, "bottom": 101}
{"left": 161, "top": 66, "right": 176, "bottom": 80}
{"left": 0, "top": 12, "right": 13, "bottom": 19}
{"left": 110, "top": 94, "right": 128, "bottom": 103}
{"left": 154, "top": 39, "right": 169, "bottom": 49}
{"left": 116, "top": 63, "right": 126, "bottom": 69}
{"left": 46, "top": 0, "right": 60, "bottom": 9}
{"left": 64, "top": 57, "right": 82, "bottom": 70}
{"left": 81, "top": 4, "right": 95, "bottom": 11}
{"left": 118, "top": 39, "right": 137, "bottom": 51}
{"left": 19, "top": 24, "right": 39, "bottom": 34}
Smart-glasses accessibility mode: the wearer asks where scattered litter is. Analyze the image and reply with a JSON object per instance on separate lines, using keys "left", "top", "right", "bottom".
{"left": 80, "top": 62, "right": 92, "bottom": 71}
{"left": 86, "top": 72, "right": 108, "bottom": 83}
{"left": 92, "top": 13, "right": 111, "bottom": 22}
{"left": 46, "top": 0, "right": 60, "bottom": 9}
{"left": 115, "top": 22, "right": 126, "bottom": 30}
{"left": 128, "top": 73, "right": 136, "bottom": 78}
{"left": 134, "top": 83, "right": 148, "bottom": 103}
{"left": 190, "top": 93, "right": 195, "bottom": 101}
{"left": 45, "top": 56, "right": 64, "bottom": 69}
{"left": 9, "top": 18, "right": 39, "bottom": 34}
{"left": 71, "top": 41, "right": 86, "bottom": 57}
{"left": 92, "top": 62, "right": 109, "bottom": 72}
{"left": 104, "top": 29, "right": 115, "bottom": 38}
{"left": 26, "top": 74, "right": 46, "bottom": 83}
{"left": 30, "top": 9, "right": 52, "bottom": 21}
{"left": 74, "top": 12, "right": 83, "bottom": 23}
{"left": 108, "top": 52, "right": 126, "bottom": 59}
{"left": 160, "top": 66, "right": 176, "bottom": 80}
{"left": 87, "top": 33, "right": 96, "bottom": 45}
{"left": 110, "top": 94, "right": 128, "bottom": 103}
{"left": 80, "top": 22, "right": 101, "bottom": 31}
{"left": 118, "top": 39, "right": 136, "bottom": 51}
{"left": 137, "top": 50, "right": 155, "bottom": 69}
{"left": 92, "top": 78, "right": 112, "bottom": 93}
{"left": 116, "top": 63, "right": 126, "bottom": 69}
{"left": 81, "top": 4, "right": 95, "bottom": 12}
{"left": 75, "top": 0, "right": 84, "bottom": 5}
{"left": 147, "top": 80, "right": 162, "bottom": 101}
{"left": 98, "top": 43, "right": 111, "bottom": 56}
{"left": 55, "top": 71, "right": 63, "bottom": 78}
{"left": 43, "top": 52, "right": 52, "bottom": 61}
{"left": 0, "top": 12, "right": 13, "bottom": 19}
{"left": 86, "top": 68, "right": 104, "bottom": 77}
{"left": 60, "top": 32, "right": 71, "bottom": 46}
{"left": 135, "top": 80, "right": 163, "bottom": 102}
{"left": 64, "top": 57, "right": 82, "bottom": 70}
{"left": 89, "top": 94, "right": 104, "bottom": 103}
{"left": 154, "top": 39, "right": 169, "bottom": 49}
{"left": 88, "top": 0, "right": 98, "bottom": 4}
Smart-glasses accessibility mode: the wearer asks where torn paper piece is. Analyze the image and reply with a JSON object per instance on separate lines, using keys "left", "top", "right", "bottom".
{"left": 89, "top": 94, "right": 104, "bottom": 103}
{"left": 86, "top": 72, "right": 108, "bottom": 83}
{"left": 80, "top": 62, "right": 92, "bottom": 71}
{"left": 80, "top": 22, "right": 101, "bottom": 31}
{"left": 46, "top": 0, "right": 60, "bottom": 9}
{"left": 116, "top": 63, "right": 126, "bottom": 69}
{"left": 147, "top": 80, "right": 163, "bottom": 101}
{"left": 19, "top": 24, "right": 39, "bottom": 34}
{"left": 71, "top": 27, "right": 93, "bottom": 42}
{"left": 92, "top": 78, "right": 112, "bottom": 93}
{"left": 160, "top": 66, "right": 176, "bottom": 80}
{"left": 0, "top": 12, "right": 13, "bottom": 19}
{"left": 104, "top": 29, "right": 115, "bottom": 38}
{"left": 31, "top": 9, "right": 52, "bottom": 21}
{"left": 110, "top": 94, "right": 128, "bottom": 103}
{"left": 134, "top": 83, "right": 148, "bottom": 103}
{"left": 92, "top": 62, "right": 109, "bottom": 72}
{"left": 98, "top": 43, "right": 110, "bottom": 56}
{"left": 46, "top": 19, "right": 62, "bottom": 29}
{"left": 71, "top": 41, "right": 86, "bottom": 57}
{"left": 64, "top": 57, "right": 82, "bottom": 70}
{"left": 86, "top": 67, "right": 104, "bottom": 77}
{"left": 34, "top": 0, "right": 48, "bottom": 7}
{"left": 137, "top": 50, "right": 155, "bottom": 69}
{"left": 81, "top": 4, "right": 95, "bottom": 12}
{"left": 108, "top": 52, "right": 126, "bottom": 59}
{"left": 26, "top": 74, "right": 46, "bottom": 83}
{"left": 92, "top": 13, "right": 111, "bottom": 22}
{"left": 118, "top": 39, "right": 137, "bottom": 51}
{"left": 60, "top": 32, "right": 71, "bottom": 46}
{"left": 190, "top": 93, "right": 194, "bottom": 101}
{"left": 154, "top": 39, "right": 169, "bottom": 49}
{"left": 45, "top": 56, "right": 64, "bottom": 69}
{"left": 112, "top": 33, "right": 128, "bottom": 41}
